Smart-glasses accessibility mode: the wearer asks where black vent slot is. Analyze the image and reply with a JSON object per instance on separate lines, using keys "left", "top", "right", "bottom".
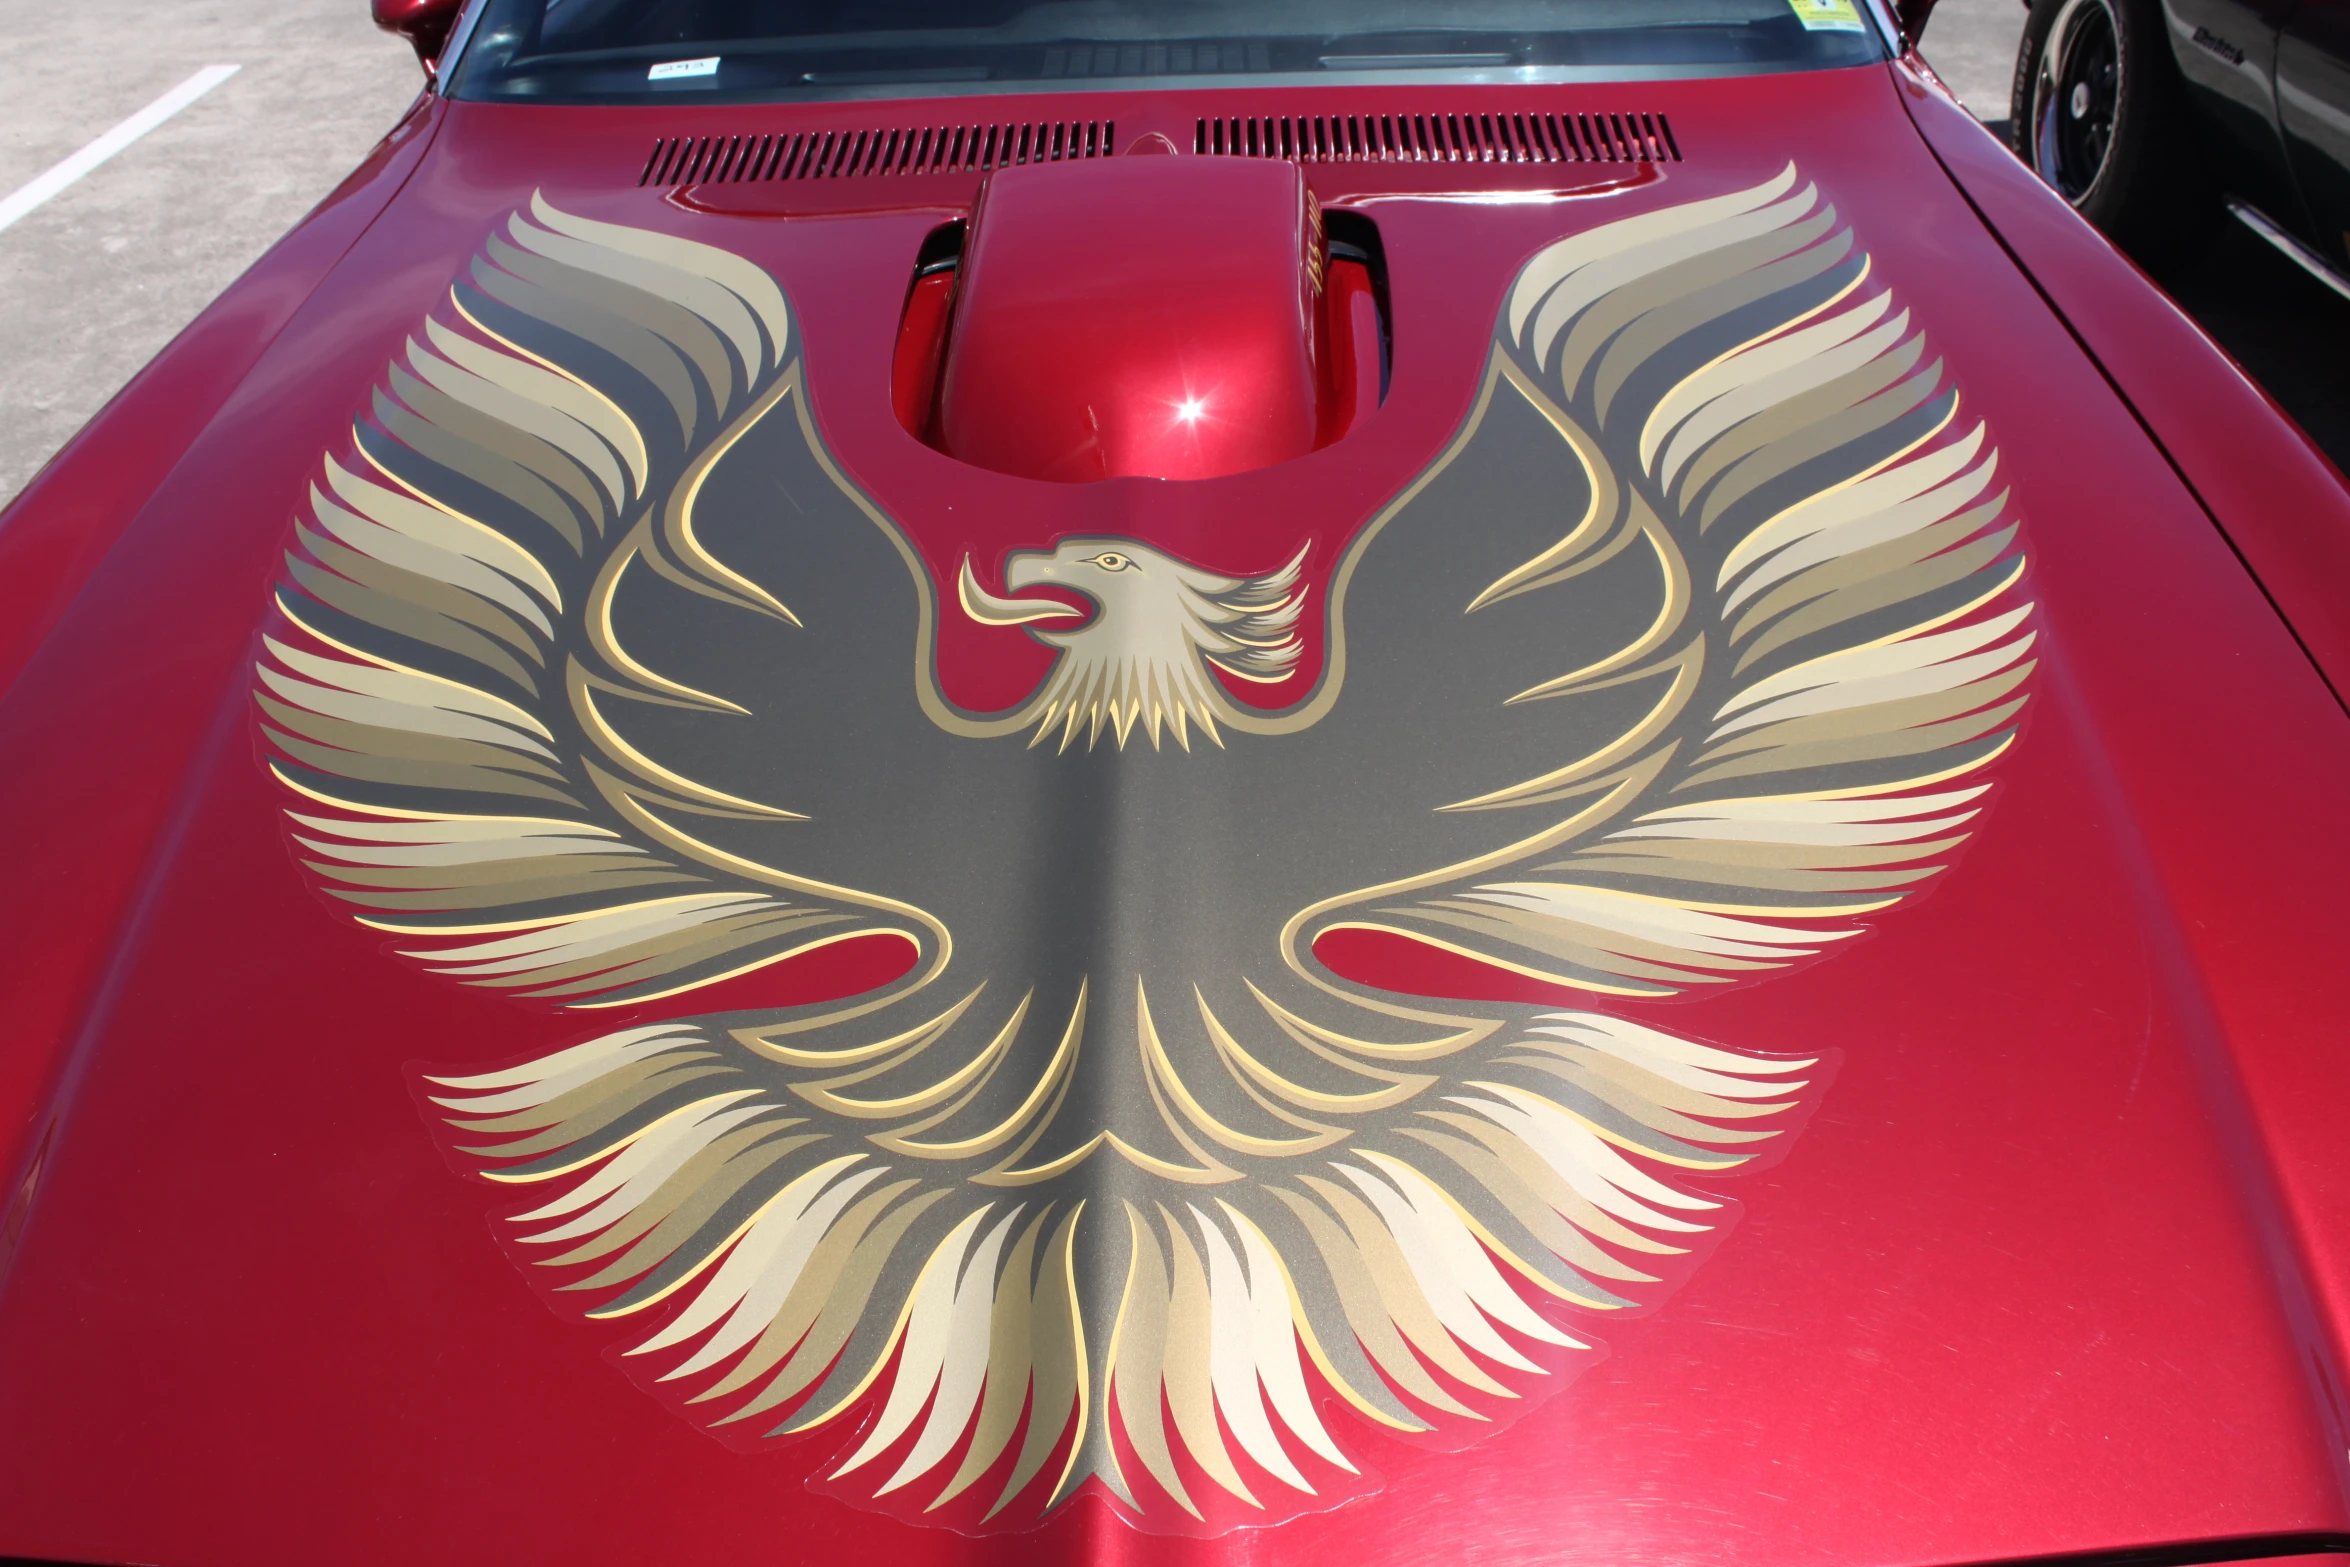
{"left": 640, "top": 121, "right": 1116, "bottom": 186}
{"left": 1042, "top": 41, "right": 1272, "bottom": 76}
{"left": 1194, "top": 111, "right": 1679, "bottom": 163}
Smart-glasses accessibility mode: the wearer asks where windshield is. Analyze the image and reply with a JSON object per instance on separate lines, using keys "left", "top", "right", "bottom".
{"left": 446, "top": 0, "right": 1886, "bottom": 104}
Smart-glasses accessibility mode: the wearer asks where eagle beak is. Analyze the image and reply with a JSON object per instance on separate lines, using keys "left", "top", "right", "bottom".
{"left": 958, "top": 555, "right": 1084, "bottom": 627}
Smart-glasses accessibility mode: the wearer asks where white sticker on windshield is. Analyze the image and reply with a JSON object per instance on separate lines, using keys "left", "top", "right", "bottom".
{"left": 1787, "top": 0, "right": 1865, "bottom": 28}
{"left": 648, "top": 57, "right": 721, "bottom": 80}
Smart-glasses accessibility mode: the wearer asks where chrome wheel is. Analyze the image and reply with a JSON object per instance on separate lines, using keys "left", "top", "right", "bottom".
{"left": 2013, "top": 0, "right": 2213, "bottom": 253}
{"left": 2031, "top": 0, "right": 2122, "bottom": 203}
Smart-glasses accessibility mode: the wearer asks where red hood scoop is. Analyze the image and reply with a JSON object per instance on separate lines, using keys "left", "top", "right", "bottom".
{"left": 932, "top": 155, "right": 1334, "bottom": 483}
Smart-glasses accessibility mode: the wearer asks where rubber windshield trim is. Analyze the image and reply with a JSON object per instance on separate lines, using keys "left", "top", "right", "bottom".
{"left": 445, "top": 57, "right": 1890, "bottom": 106}
{"left": 432, "top": 0, "right": 495, "bottom": 90}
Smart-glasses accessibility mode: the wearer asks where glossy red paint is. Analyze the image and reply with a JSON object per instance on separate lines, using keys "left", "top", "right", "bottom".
{"left": 1900, "top": 51, "right": 2350, "bottom": 1537}
{"left": 893, "top": 265, "right": 959, "bottom": 438}
{"left": 936, "top": 156, "right": 1325, "bottom": 483}
{"left": 0, "top": 92, "right": 440, "bottom": 704}
{"left": 1896, "top": 59, "right": 2350, "bottom": 706}
{"left": 2, "top": 56, "right": 2350, "bottom": 1567}
{"left": 371, "top": 0, "right": 463, "bottom": 70}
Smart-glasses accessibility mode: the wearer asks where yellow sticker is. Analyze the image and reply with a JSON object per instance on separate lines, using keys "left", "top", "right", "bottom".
{"left": 1789, "top": 0, "right": 1866, "bottom": 30}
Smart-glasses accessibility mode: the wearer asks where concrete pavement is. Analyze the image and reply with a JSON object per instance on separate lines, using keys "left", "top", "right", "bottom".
{"left": 1918, "top": 0, "right": 2031, "bottom": 123}
{"left": 0, "top": 1, "right": 419, "bottom": 504}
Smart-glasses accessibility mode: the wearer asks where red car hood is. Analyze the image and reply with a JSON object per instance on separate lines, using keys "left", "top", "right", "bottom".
{"left": 4, "top": 58, "right": 2350, "bottom": 1567}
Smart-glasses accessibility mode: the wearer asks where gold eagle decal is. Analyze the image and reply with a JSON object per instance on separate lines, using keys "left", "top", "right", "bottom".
{"left": 254, "top": 169, "right": 2031, "bottom": 1532}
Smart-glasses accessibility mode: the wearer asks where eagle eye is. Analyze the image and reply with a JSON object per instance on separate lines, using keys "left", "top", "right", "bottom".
{"left": 1088, "top": 551, "right": 1134, "bottom": 572}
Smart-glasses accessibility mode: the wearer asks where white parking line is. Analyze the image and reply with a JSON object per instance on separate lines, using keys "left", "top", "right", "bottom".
{"left": 0, "top": 64, "right": 241, "bottom": 236}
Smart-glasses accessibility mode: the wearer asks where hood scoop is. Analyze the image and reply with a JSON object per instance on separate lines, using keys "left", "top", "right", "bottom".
{"left": 640, "top": 119, "right": 1116, "bottom": 187}
{"left": 899, "top": 155, "right": 1385, "bottom": 484}
{"left": 1197, "top": 109, "right": 1679, "bottom": 163}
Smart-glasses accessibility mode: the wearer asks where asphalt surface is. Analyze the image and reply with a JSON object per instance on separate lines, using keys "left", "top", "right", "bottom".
{"left": 0, "top": 0, "right": 2343, "bottom": 511}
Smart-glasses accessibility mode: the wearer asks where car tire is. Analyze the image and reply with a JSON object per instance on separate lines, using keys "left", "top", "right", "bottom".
{"left": 2010, "top": 0, "right": 2214, "bottom": 256}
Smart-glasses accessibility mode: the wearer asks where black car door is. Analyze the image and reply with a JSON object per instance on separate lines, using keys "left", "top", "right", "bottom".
{"left": 2163, "top": 0, "right": 2307, "bottom": 219}
{"left": 2276, "top": 0, "right": 2350, "bottom": 267}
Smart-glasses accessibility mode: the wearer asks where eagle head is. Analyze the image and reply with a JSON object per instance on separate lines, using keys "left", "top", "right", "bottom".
{"left": 958, "top": 537, "right": 1306, "bottom": 751}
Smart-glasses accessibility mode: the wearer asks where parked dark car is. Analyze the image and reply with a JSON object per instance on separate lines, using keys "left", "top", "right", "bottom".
{"left": 2013, "top": 0, "right": 2350, "bottom": 288}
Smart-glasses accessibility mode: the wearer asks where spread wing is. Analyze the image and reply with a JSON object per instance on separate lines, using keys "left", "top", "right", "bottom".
{"left": 1281, "top": 162, "right": 2029, "bottom": 1004}
{"left": 260, "top": 192, "right": 943, "bottom": 1011}
{"left": 259, "top": 197, "right": 1117, "bottom": 1517}
{"left": 990, "top": 162, "right": 2033, "bottom": 1521}
{"left": 266, "top": 173, "right": 2032, "bottom": 1535}
{"left": 257, "top": 197, "right": 1022, "bottom": 1491}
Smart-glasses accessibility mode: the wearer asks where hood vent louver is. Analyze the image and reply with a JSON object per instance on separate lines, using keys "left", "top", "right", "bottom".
{"left": 1195, "top": 111, "right": 1679, "bottom": 164}
{"left": 640, "top": 120, "right": 1116, "bottom": 187}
